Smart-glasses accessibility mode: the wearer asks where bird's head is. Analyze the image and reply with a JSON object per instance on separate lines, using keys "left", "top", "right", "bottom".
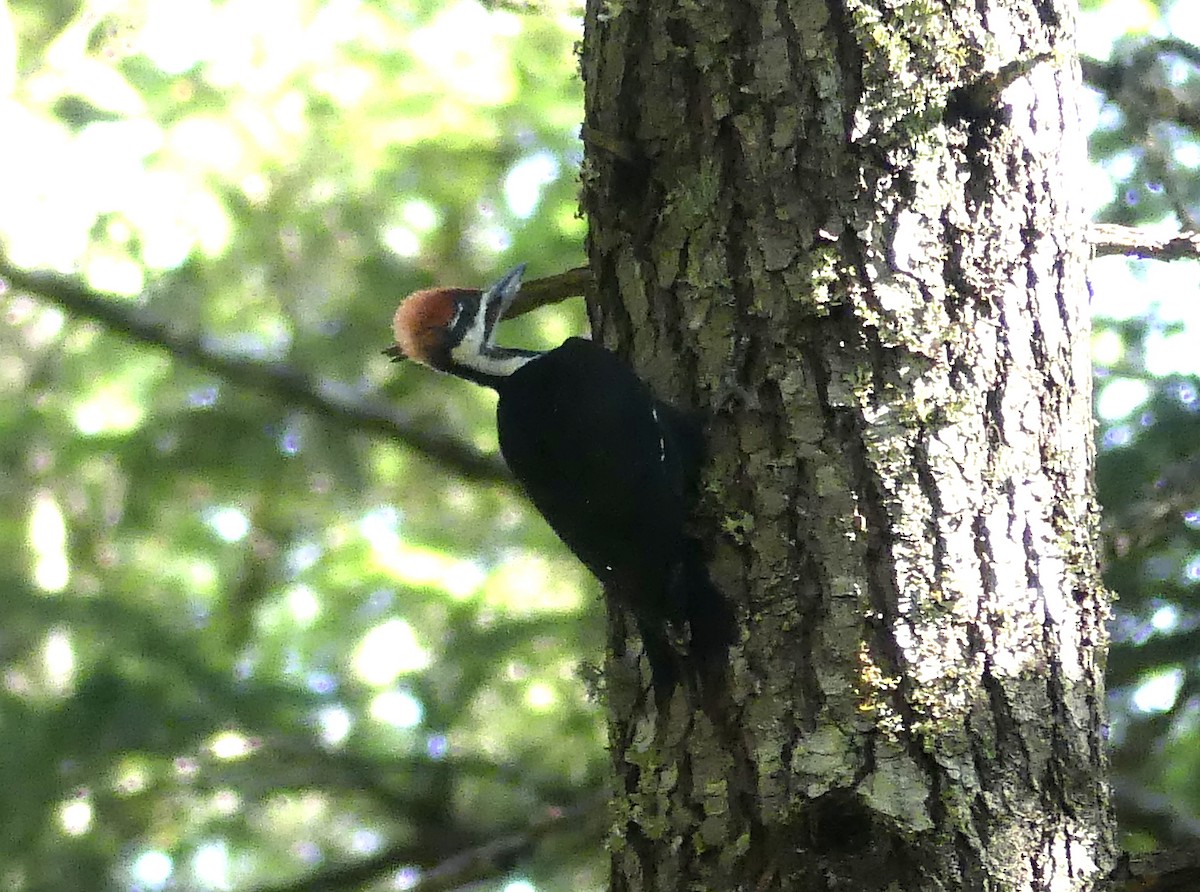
{"left": 387, "top": 264, "right": 536, "bottom": 387}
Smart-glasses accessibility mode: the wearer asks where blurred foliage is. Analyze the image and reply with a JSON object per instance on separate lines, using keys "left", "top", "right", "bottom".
{"left": 1, "top": 0, "right": 1200, "bottom": 889}
{"left": 0, "top": 0, "right": 602, "bottom": 890}
{"left": 1082, "top": 0, "right": 1200, "bottom": 852}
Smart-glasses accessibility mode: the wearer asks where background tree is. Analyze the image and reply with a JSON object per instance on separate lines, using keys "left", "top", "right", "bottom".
{"left": 0, "top": 0, "right": 1198, "bottom": 891}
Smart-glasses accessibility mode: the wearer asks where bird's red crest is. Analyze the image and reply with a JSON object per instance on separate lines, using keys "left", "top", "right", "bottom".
{"left": 392, "top": 288, "right": 474, "bottom": 365}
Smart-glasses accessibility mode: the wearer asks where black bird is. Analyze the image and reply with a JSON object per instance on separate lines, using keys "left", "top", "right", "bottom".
{"left": 387, "top": 265, "right": 734, "bottom": 695}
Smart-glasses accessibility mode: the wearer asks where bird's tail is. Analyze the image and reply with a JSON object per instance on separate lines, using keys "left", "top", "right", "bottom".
{"left": 635, "top": 538, "right": 735, "bottom": 700}
{"left": 678, "top": 536, "right": 736, "bottom": 666}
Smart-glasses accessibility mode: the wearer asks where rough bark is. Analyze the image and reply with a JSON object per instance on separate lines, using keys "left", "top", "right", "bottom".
{"left": 580, "top": 0, "right": 1114, "bottom": 890}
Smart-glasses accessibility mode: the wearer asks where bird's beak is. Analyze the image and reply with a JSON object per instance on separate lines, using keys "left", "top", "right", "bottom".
{"left": 482, "top": 263, "right": 526, "bottom": 348}
{"left": 382, "top": 345, "right": 406, "bottom": 362}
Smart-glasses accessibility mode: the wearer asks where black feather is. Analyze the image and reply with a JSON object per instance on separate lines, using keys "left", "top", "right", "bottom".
{"left": 494, "top": 338, "right": 734, "bottom": 696}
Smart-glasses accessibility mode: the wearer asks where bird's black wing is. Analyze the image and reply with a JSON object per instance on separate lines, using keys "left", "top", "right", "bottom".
{"left": 496, "top": 338, "right": 734, "bottom": 694}
{"left": 496, "top": 338, "right": 687, "bottom": 590}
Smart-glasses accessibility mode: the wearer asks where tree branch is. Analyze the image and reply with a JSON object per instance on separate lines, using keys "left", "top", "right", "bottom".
{"left": 506, "top": 264, "right": 590, "bottom": 318}
{"left": 1102, "top": 845, "right": 1200, "bottom": 892}
{"left": 1089, "top": 224, "right": 1200, "bottom": 260}
{"left": 0, "top": 258, "right": 509, "bottom": 484}
{"left": 1081, "top": 40, "right": 1200, "bottom": 134}
{"left": 247, "top": 789, "right": 607, "bottom": 892}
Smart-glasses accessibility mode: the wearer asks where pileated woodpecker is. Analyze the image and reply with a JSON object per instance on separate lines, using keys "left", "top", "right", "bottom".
{"left": 386, "top": 265, "right": 734, "bottom": 695}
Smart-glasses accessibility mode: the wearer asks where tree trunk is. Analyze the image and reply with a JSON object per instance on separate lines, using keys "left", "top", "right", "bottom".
{"left": 580, "top": 1, "right": 1114, "bottom": 889}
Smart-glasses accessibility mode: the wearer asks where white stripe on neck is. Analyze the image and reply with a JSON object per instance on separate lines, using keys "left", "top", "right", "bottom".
{"left": 446, "top": 290, "right": 539, "bottom": 379}
{"left": 452, "top": 350, "right": 538, "bottom": 378}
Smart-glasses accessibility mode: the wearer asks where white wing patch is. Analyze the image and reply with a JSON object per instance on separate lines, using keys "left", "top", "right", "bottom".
{"left": 651, "top": 406, "right": 666, "bottom": 462}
